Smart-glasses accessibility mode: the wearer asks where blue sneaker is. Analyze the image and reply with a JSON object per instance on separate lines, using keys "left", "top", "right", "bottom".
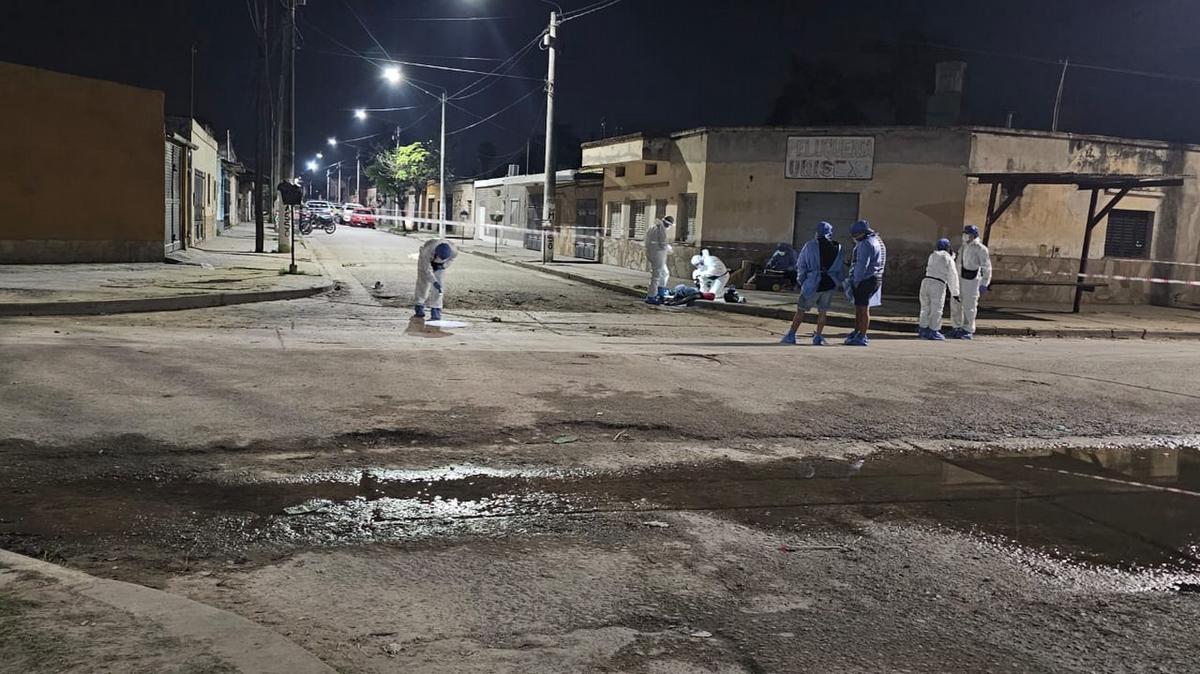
{"left": 929, "top": 330, "right": 946, "bottom": 341}
{"left": 959, "top": 331, "right": 973, "bottom": 340}
{"left": 812, "top": 334, "right": 829, "bottom": 346}
{"left": 430, "top": 308, "right": 442, "bottom": 321}
{"left": 846, "top": 334, "right": 869, "bottom": 347}
{"left": 780, "top": 332, "right": 797, "bottom": 345}
{"left": 946, "top": 327, "right": 962, "bottom": 338}
{"left": 414, "top": 304, "right": 426, "bottom": 318}
{"left": 918, "top": 327, "right": 930, "bottom": 339}
{"left": 842, "top": 331, "right": 860, "bottom": 345}
{"left": 644, "top": 296, "right": 662, "bottom": 305}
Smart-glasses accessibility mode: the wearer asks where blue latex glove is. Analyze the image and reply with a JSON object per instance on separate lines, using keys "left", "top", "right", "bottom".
{"left": 433, "top": 282, "right": 443, "bottom": 293}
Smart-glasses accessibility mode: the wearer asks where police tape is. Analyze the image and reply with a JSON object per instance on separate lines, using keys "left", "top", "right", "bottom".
{"left": 1039, "top": 269, "right": 1200, "bottom": 287}
{"left": 367, "top": 214, "right": 605, "bottom": 242}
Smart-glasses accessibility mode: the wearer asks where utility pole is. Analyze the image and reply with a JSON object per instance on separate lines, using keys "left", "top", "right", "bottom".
{"left": 190, "top": 43, "right": 197, "bottom": 120}
{"left": 277, "top": 0, "right": 296, "bottom": 254}
{"left": 540, "top": 11, "right": 558, "bottom": 262}
{"left": 439, "top": 92, "right": 447, "bottom": 236}
{"left": 337, "top": 162, "right": 343, "bottom": 202}
{"left": 1051, "top": 58, "right": 1069, "bottom": 132}
{"left": 253, "top": 0, "right": 269, "bottom": 252}
{"left": 355, "top": 151, "right": 361, "bottom": 204}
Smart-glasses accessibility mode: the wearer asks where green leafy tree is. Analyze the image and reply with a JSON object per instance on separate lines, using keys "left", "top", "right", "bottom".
{"left": 365, "top": 142, "right": 439, "bottom": 200}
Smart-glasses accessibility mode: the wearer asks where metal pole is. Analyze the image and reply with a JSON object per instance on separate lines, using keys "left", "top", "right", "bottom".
{"left": 337, "top": 163, "right": 342, "bottom": 202}
{"left": 356, "top": 152, "right": 361, "bottom": 203}
{"left": 288, "top": 205, "right": 297, "bottom": 274}
{"left": 253, "top": 0, "right": 268, "bottom": 252}
{"left": 190, "top": 43, "right": 196, "bottom": 120}
{"left": 1051, "top": 58, "right": 1069, "bottom": 132}
{"left": 277, "top": 0, "right": 295, "bottom": 254}
{"left": 439, "top": 92, "right": 447, "bottom": 237}
{"left": 540, "top": 11, "right": 558, "bottom": 263}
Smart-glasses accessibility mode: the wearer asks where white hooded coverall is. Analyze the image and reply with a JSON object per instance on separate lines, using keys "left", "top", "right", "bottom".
{"left": 919, "top": 250, "right": 960, "bottom": 332}
{"left": 692, "top": 250, "right": 729, "bottom": 298}
{"left": 644, "top": 220, "right": 673, "bottom": 297}
{"left": 951, "top": 238, "right": 993, "bottom": 334}
{"left": 415, "top": 238, "right": 456, "bottom": 310}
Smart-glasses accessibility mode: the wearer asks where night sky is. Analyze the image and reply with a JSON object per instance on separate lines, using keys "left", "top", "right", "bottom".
{"left": 4, "top": 0, "right": 1200, "bottom": 177}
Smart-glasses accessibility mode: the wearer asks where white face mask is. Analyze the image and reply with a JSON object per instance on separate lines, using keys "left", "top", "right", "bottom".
{"left": 962, "top": 234, "right": 973, "bottom": 245}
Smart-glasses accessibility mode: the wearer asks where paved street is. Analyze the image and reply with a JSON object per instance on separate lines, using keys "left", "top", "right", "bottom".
{"left": 2, "top": 226, "right": 1200, "bottom": 673}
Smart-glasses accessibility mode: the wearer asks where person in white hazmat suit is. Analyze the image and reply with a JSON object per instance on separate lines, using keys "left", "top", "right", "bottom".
{"left": 414, "top": 239, "right": 458, "bottom": 321}
{"left": 917, "top": 238, "right": 960, "bottom": 341}
{"left": 690, "top": 249, "right": 729, "bottom": 299}
{"left": 950, "top": 224, "right": 992, "bottom": 339}
{"left": 643, "top": 215, "right": 674, "bottom": 305}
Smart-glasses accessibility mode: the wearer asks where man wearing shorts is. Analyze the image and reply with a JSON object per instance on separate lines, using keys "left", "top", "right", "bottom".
{"left": 844, "top": 220, "right": 886, "bottom": 347}
{"left": 780, "top": 221, "right": 844, "bottom": 345}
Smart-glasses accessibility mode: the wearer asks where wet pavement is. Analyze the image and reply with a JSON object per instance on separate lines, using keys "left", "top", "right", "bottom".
{"left": 3, "top": 444, "right": 1197, "bottom": 588}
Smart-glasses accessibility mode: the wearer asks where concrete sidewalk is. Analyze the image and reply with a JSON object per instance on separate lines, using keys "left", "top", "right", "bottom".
{"left": 450, "top": 236, "right": 1200, "bottom": 339}
{"left": 0, "top": 222, "right": 333, "bottom": 316}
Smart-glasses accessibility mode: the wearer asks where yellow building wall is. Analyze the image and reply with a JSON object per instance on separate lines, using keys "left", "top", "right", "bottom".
{"left": 189, "top": 122, "right": 220, "bottom": 243}
{"left": 0, "top": 61, "right": 165, "bottom": 262}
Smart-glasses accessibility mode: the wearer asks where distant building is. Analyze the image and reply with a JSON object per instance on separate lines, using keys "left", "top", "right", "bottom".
{"left": 0, "top": 61, "right": 166, "bottom": 262}
{"left": 218, "top": 133, "right": 244, "bottom": 231}
{"left": 582, "top": 126, "right": 1200, "bottom": 307}
{"left": 472, "top": 169, "right": 603, "bottom": 260}
{"left": 168, "top": 118, "right": 221, "bottom": 245}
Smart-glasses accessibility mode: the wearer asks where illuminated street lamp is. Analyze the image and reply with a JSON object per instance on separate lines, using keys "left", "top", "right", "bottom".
{"left": 382, "top": 65, "right": 401, "bottom": 84}
{"left": 316, "top": 152, "right": 324, "bottom": 159}
{"left": 354, "top": 108, "right": 367, "bottom": 120}
{"left": 327, "top": 137, "right": 337, "bottom": 147}
{"left": 306, "top": 160, "right": 318, "bottom": 172}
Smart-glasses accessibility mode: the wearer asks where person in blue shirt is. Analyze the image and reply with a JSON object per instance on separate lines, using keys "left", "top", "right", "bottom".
{"left": 780, "top": 221, "right": 844, "bottom": 345}
{"left": 843, "top": 220, "right": 886, "bottom": 347}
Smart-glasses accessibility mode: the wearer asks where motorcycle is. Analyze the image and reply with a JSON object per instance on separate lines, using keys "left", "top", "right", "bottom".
{"left": 299, "top": 211, "right": 336, "bottom": 235}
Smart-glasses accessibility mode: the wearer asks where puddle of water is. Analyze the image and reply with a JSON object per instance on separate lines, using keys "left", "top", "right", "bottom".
{"left": 1, "top": 446, "right": 1198, "bottom": 581}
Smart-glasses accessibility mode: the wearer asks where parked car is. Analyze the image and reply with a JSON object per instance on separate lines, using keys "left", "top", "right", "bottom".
{"left": 349, "top": 207, "right": 376, "bottom": 228}
{"left": 339, "top": 203, "right": 364, "bottom": 224}
{"left": 303, "top": 200, "right": 335, "bottom": 222}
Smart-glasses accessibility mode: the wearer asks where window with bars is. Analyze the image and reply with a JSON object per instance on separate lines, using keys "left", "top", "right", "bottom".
{"left": 645, "top": 163, "right": 658, "bottom": 176}
{"left": 605, "top": 201, "right": 622, "bottom": 237}
{"left": 614, "top": 166, "right": 626, "bottom": 178}
{"left": 678, "top": 193, "right": 697, "bottom": 241}
{"left": 629, "top": 200, "right": 648, "bottom": 239}
{"left": 1104, "top": 209, "right": 1153, "bottom": 259}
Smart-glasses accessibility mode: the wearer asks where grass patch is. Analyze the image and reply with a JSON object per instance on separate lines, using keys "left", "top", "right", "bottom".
{"left": 0, "top": 592, "right": 71, "bottom": 670}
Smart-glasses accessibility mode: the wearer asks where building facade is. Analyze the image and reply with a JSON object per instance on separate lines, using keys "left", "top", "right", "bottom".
{"left": 0, "top": 61, "right": 166, "bottom": 262}
{"left": 472, "top": 170, "right": 603, "bottom": 259}
{"left": 582, "top": 126, "right": 1200, "bottom": 307}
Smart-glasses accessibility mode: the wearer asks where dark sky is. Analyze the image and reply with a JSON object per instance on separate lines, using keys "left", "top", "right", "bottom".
{"left": 4, "top": 0, "right": 1200, "bottom": 177}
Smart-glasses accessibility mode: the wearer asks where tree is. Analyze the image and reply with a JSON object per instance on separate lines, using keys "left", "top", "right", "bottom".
{"left": 364, "top": 142, "right": 439, "bottom": 201}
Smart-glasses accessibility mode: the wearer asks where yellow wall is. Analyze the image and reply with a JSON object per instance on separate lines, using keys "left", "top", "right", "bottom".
{"left": 0, "top": 61, "right": 165, "bottom": 262}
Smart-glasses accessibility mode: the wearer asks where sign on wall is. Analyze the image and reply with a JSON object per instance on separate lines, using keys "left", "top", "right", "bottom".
{"left": 785, "top": 136, "right": 875, "bottom": 180}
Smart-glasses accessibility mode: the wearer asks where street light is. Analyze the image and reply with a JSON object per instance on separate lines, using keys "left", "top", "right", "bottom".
{"left": 354, "top": 108, "right": 367, "bottom": 120}
{"left": 327, "top": 137, "right": 337, "bottom": 147}
{"left": 316, "top": 152, "right": 324, "bottom": 159}
{"left": 306, "top": 160, "right": 318, "bottom": 172}
{"left": 381, "top": 66, "right": 447, "bottom": 236}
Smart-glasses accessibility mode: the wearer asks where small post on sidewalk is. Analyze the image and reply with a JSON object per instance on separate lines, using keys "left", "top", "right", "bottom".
{"left": 288, "top": 205, "right": 297, "bottom": 274}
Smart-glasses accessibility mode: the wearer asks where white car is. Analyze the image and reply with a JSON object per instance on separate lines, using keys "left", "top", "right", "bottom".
{"left": 339, "top": 203, "right": 364, "bottom": 223}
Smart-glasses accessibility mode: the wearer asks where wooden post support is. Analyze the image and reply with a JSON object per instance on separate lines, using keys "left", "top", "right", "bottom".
{"left": 1073, "top": 188, "right": 1100, "bottom": 314}
{"left": 982, "top": 182, "right": 999, "bottom": 246}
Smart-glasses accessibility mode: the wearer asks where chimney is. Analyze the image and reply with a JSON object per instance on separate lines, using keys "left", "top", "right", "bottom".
{"left": 925, "top": 61, "right": 967, "bottom": 127}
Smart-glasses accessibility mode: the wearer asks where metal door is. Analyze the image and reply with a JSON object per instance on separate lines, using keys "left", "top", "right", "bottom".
{"left": 193, "top": 170, "right": 207, "bottom": 242}
{"left": 525, "top": 194, "right": 543, "bottom": 251}
{"left": 574, "top": 198, "right": 599, "bottom": 260}
{"left": 793, "top": 192, "right": 859, "bottom": 249}
{"left": 164, "top": 143, "right": 183, "bottom": 252}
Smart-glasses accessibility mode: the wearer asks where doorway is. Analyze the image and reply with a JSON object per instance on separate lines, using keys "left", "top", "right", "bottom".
{"left": 792, "top": 192, "right": 859, "bottom": 249}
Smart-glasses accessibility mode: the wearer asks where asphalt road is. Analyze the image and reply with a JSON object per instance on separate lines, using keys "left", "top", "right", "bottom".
{"left": 1, "top": 226, "right": 1199, "bottom": 673}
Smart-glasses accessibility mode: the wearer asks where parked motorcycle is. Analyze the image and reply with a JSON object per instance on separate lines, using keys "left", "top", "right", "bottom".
{"left": 298, "top": 212, "right": 336, "bottom": 235}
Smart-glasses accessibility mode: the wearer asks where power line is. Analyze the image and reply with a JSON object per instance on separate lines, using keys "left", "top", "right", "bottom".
{"left": 385, "top": 15, "right": 519, "bottom": 22}
{"left": 446, "top": 88, "right": 542, "bottom": 136}
{"left": 342, "top": 0, "right": 391, "bottom": 60}
{"left": 450, "top": 30, "right": 547, "bottom": 100}
{"left": 912, "top": 41, "right": 1200, "bottom": 86}
{"left": 561, "top": 0, "right": 623, "bottom": 23}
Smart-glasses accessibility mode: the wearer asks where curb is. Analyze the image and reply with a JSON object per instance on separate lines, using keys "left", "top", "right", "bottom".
{"left": 0, "top": 549, "right": 336, "bottom": 673}
{"left": 465, "top": 249, "right": 1200, "bottom": 340}
{"left": 0, "top": 283, "right": 334, "bottom": 317}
